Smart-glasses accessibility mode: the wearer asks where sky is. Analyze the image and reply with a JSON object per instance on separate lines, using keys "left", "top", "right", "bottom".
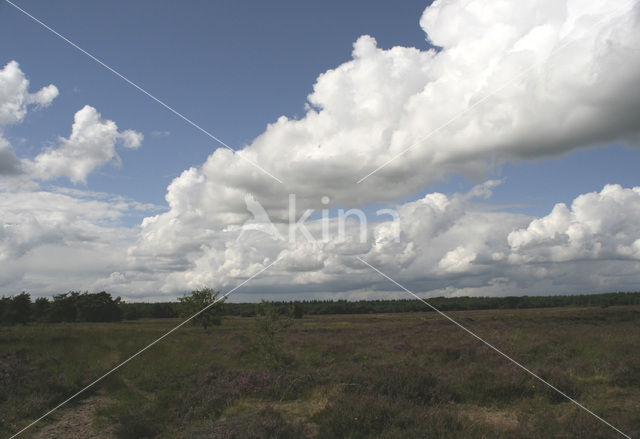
{"left": 1, "top": 0, "right": 640, "bottom": 302}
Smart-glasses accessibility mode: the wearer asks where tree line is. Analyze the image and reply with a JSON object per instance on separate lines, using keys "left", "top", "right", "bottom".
{"left": 221, "top": 291, "right": 640, "bottom": 317}
{"left": 2, "top": 290, "right": 639, "bottom": 325}
{"left": 0, "top": 291, "right": 123, "bottom": 325}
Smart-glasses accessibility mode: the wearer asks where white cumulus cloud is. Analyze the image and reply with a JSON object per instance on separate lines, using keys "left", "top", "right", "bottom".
{"left": 132, "top": 0, "right": 640, "bottom": 258}
{"left": 509, "top": 184, "right": 640, "bottom": 262}
{"left": 0, "top": 60, "right": 58, "bottom": 126}
{"left": 0, "top": 60, "right": 58, "bottom": 176}
{"left": 26, "top": 105, "right": 143, "bottom": 183}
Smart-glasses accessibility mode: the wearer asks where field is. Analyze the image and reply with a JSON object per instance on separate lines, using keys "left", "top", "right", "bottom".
{"left": 1, "top": 305, "right": 639, "bottom": 438}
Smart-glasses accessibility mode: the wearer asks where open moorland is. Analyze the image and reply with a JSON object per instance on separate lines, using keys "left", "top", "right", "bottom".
{"left": 1, "top": 305, "right": 639, "bottom": 438}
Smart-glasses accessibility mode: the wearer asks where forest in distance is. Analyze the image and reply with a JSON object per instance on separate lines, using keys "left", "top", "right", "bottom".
{"left": 1, "top": 290, "right": 640, "bottom": 325}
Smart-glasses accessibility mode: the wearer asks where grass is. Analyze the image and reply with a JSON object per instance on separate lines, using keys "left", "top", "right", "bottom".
{"left": 1, "top": 306, "right": 639, "bottom": 438}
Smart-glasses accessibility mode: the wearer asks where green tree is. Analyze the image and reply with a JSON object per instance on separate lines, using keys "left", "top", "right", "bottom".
{"left": 253, "top": 301, "right": 294, "bottom": 371}
{"left": 32, "top": 297, "right": 51, "bottom": 322}
{"left": 0, "top": 297, "right": 8, "bottom": 324}
{"left": 76, "top": 291, "right": 123, "bottom": 322}
{"left": 2, "top": 292, "right": 32, "bottom": 325}
{"left": 178, "top": 288, "right": 225, "bottom": 329}
{"left": 151, "top": 303, "right": 178, "bottom": 318}
{"left": 48, "top": 292, "right": 79, "bottom": 322}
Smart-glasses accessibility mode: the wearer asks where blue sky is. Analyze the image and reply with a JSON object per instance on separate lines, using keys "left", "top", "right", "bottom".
{"left": 1, "top": 0, "right": 640, "bottom": 300}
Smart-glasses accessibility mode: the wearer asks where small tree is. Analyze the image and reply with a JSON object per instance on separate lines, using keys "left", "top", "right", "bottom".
{"left": 253, "top": 301, "right": 294, "bottom": 371}
{"left": 178, "top": 288, "right": 225, "bottom": 329}
{"left": 289, "top": 302, "right": 304, "bottom": 319}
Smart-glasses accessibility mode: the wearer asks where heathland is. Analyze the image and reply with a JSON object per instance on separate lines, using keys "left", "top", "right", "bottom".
{"left": 1, "top": 303, "right": 639, "bottom": 438}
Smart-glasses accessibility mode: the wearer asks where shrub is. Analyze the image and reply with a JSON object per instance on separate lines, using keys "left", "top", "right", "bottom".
{"left": 290, "top": 302, "right": 304, "bottom": 319}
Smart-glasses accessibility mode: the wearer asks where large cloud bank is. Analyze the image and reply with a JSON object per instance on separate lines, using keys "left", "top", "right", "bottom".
{"left": 130, "top": 0, "right": 639, "bottom": 223}
{"left": 118, "top": 182, "right": 640, "bottom": 300}
{"left": 121, "top": 0, "right": 640, "bottom": 298}
{"left": 2, "top": 0, "right": 640, "bottom": 300}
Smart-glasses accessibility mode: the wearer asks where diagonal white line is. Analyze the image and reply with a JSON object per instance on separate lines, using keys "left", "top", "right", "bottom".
{"left": 356, "top": 256, "right": 631, "bottom": 439}
{"left": 4, "top": 0, "right": 283, "bottom": 185}
{"left": 356, "top": 0, "right": 635, "bottom": 184}
{"left": 8, "top": 257, "right": 281, "bottom": 439}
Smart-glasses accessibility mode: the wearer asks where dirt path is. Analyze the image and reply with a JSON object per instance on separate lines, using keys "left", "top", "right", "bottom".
{"left": 30, "top": 393, "right": 116, "bottom": 439}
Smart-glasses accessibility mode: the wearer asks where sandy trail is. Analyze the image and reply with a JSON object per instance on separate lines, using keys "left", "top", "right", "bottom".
{"left": 30, "top": 393, "right": 115, "bottom": 439}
